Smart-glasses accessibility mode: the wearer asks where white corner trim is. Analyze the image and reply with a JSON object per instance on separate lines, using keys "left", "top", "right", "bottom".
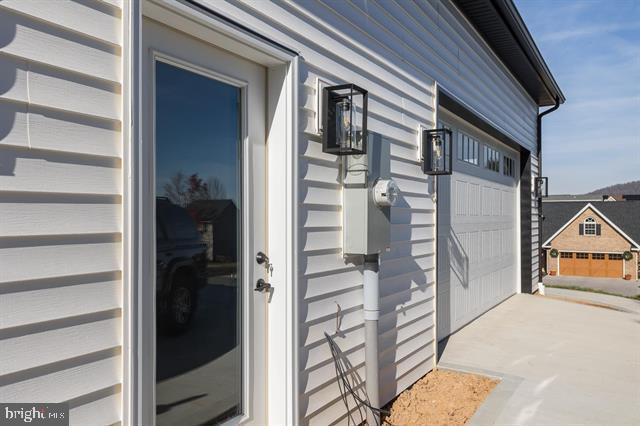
{"left": 542, "top": 203, "right": 640, "bottom": 249}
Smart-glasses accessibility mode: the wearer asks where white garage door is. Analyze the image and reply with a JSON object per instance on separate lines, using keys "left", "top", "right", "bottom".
{"left": 437, "top": 113, "right": 519, "bottom": 340}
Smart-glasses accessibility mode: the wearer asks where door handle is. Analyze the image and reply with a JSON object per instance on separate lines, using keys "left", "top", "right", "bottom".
{"left": 254, "top": 279, "right": 272, "bottom": 292}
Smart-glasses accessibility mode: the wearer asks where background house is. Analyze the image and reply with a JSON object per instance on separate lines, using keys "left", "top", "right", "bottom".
{"left": 188, "top": 199, "right": 238, "bottom": 262}
{"left": 545, "top": 194, "right": 605, "bottom": 202}
{"left": 542, "top": 201, "right": 640, "bottom": 280}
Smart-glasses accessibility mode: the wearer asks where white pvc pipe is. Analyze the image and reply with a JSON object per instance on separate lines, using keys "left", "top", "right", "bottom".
{"left": 363, "top": 254, "right": 380, "bottom": 426}
{"left": 363, "top": 254, "right": 380, "bottom": 321}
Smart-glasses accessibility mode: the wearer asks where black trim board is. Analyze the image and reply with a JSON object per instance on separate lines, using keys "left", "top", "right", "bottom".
{"left": 520, "top": 152, "right": 533, "bottom": 293}
{"left": 438, "top": 90, "right": 534, "bottom": 294}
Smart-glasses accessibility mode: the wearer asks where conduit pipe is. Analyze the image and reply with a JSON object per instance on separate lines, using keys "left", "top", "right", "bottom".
{"left": 363, "top": 253, "right": 380, "bottom": 426}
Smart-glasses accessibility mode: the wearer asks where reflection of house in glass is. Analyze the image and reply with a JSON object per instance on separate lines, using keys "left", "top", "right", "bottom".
{"left": 188, "top": 199, "right": 238, "bottom": 262}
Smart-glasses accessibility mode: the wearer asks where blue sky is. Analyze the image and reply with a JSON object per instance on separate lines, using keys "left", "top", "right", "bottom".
{"left": 515, "top": 0, "right": 640, "bottom": 194}
{"left": 155, "top": 61, "right": 239, "bottom": 204}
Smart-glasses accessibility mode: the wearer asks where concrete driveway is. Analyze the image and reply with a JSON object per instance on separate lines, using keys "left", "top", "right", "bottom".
{"left": 543, "top": 275, "right": 640, "bottom": 297}
{"left": 438, "top": 294, "right": 640, "bottom": 426}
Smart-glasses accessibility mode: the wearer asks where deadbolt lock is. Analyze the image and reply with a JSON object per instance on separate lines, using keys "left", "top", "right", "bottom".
{"left": 256, "top": 251, "right": 273, "bottom": 276}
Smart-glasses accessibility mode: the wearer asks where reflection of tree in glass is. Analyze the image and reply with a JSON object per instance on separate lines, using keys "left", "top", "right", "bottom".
{"left": 164, "top": 171, "right": 227, "bottom": 207}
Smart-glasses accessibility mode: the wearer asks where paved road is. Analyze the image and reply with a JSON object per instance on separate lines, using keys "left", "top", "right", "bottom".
{"left": 543, "top": 275, "right": 640, "bottom": 297}
{"left": 438, "top": 294, "right": 640, "bottom": 426}
{"left": 545, "top": 287, "right": 640, "bottom": 314}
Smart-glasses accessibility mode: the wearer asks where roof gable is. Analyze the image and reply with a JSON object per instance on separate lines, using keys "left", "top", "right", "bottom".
{"left": 542, "top": 202, "right": 640, "bottom": 249}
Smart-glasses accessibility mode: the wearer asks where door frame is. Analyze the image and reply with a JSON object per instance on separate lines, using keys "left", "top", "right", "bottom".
{"left": 122, "top": 1, "right": 299, "bottom": 424}
{"left": 149, "top": 42, "right": 261, "bottom": 425}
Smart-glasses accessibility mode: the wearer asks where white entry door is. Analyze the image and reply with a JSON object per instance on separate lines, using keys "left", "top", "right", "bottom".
{"left": 142, "top": 18, "right": 268, "bottom": 425}
{"left": 437, "top": 112, "right": 519, "bottom": 340}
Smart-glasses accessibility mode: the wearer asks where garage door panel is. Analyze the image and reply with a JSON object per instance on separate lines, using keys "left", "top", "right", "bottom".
{"left": 574, "top": 256, "right": 590, "bottom": 276}
{"left": 438, "top": 178, "right": 518, "bottom": 338}
{"left": 605, "top": 255, "right": 623, "bottom": 278}
{"left": 436, "top": 286, "right": 452, "bottom": 338}
{"left": 437, "top": 116, "right": 519, "bottom": 340}
{"left": 559, "top": 253, "right": 622, "bottom": 278}
{"left": 453, "top": 279, "right": 469, "bottom": 322}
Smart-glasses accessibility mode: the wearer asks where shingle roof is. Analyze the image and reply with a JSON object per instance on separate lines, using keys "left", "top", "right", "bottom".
{"left": 187, "top": 199, "right": 236, "bottom": 221}
{"left": 541, "top": 201, "right": 640, "bottom": 247}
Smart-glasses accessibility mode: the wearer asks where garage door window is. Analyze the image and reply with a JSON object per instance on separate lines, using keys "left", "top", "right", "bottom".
{"left": 592, "top": 253, "right": 605, "bottom": 260}
{"left": 503, "top": 155, "right": 515, "bottom": 177}
{"left": 609, "top": 253, "right": 623, "bottom": 260}
{"left": 483, "top": 145, "right": 500, "bottom": 172}
{"left": 576, "top": 252, "right": 589, "bottom": 259}
{"left": 560, "top": 252, "right": 573, "bottom": 258}
{"left": 457, "top": 132, "right": 479, "bottom": 165}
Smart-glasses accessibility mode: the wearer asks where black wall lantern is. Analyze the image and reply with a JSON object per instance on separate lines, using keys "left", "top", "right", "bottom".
{"left": 535, "top": 177, "right": 548, "bottom": 198}
{"left": 422, "top": 128, "right": 452, "bottom": 175}
{"left": 322, "top": 84, "right": 368, "bottom": 155}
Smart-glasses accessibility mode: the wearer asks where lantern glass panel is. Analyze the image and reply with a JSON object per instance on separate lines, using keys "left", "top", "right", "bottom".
{"left": 535, "top": 177, "right": 548, "bottom": 198}
{"left": 322, "top": 84, "right": 368, "bottom": 155}
{"left": 422, "top": 128, "right": 452, "bottom": 175}
{"left": 335, "top": 98, "right": 352, "bottom": 150}
{"left": 433, "top": 134, "right": 445, "bottom": 171}
{"left": 351, "top": 90, "right": 365, "bottom": 152}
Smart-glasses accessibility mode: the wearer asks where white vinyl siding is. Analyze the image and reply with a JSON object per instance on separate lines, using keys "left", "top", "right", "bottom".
{"left": 0, "top": 0, "right": 542, "bottom": 424}
{"left": 0, "top": 2, "right": 123, "bottom": 425}
{"left": 203, "top": 1, "right": 538, "bottom": 424}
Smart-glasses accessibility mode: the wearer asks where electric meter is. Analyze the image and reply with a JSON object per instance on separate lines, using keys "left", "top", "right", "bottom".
{"left": 372, "top": 179, "right": 398, "bottom": 207}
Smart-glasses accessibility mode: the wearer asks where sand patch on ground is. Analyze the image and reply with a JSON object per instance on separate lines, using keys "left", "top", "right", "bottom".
{"left": 383, "top": 369, "right": 498, "bottom": 426}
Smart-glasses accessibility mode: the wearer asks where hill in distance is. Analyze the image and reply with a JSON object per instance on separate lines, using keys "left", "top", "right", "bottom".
{"left": 587, "top": 180, "right": 640, "bottom": 195}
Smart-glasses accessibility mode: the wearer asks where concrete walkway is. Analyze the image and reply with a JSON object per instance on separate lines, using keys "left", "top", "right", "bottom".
{"left": 438, "top": 294, "right": 640, "bottom": 426}
{"left": 543, "top": 275, "right": 640, "bottom": 297}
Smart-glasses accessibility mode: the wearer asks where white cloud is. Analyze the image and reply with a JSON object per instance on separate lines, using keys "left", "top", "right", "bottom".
{"left": 539, "top": 21, "right": 640, "bottom": 42}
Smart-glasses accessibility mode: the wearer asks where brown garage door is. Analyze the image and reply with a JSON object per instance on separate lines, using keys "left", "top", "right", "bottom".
{"left": 559, "top": 252, "right": 622, "bottom": 278}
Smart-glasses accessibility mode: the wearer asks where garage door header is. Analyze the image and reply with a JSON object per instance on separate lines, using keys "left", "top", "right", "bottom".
{"left": 438, "top": 89, "right": 526, "bottom": 155}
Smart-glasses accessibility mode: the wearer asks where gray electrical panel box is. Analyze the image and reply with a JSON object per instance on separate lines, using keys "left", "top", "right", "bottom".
{"left": 342, "top": 133, "right": 396, "bottom": 255}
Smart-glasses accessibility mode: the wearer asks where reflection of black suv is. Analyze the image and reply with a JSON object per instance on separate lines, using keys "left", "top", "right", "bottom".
{"left": 156, "top": 198, "right": 207, "bottom": 334}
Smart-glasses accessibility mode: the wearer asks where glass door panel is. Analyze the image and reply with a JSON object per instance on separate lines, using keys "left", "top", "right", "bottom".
{"left": 154, "top": 60, "right": 242, "bottom": 425}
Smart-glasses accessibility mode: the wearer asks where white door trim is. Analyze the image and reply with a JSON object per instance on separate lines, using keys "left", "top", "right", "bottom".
{"left": 123, "top": 1, "right": 298, "bottom": 424}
